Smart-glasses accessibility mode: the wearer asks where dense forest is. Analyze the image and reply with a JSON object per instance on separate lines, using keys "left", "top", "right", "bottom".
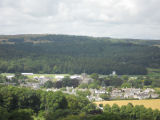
{"left": 1, "top": 85, "right": 160, "bottom": 120}
{"left": 0, "top": 34, "right": 160, "bottom": 75}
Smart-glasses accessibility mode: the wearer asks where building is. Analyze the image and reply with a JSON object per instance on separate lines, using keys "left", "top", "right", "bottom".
{"left": 70, "top": 75, "right": 81, "bottom": 79}
{"left": 6, "top": 75, "right": 15, "bottom": 80}
{"left": 111, "top": 89, "right": 124, "bottom": 99}
{"left": 112, "top": 71, "right": 116, "bottom": 75}
{"left": 55, "top": 75, "right": 64, "bottom": 80}
{"left": 21, "top": 73, "right": 34, "bottom": 75}
{"left": 80, "top": 73, "right": 93, "bottom": 84}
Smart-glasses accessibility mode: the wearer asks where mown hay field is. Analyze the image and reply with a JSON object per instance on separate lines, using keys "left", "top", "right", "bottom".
{"left": 95, "top": 99, "right": 160, "bottom": 110}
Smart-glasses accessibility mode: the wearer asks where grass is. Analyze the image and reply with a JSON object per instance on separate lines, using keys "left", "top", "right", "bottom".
{"left": 33, "top": 116, "right": 45, "bottom": 120}
{"left": 95, "top": 99, "right": 160, "bottom": 110}
{"left": 26, "top": 74, "right": 69, "bottom": 79}
{"left": 1, "top": 73, "right": 14, "bottom": 76}
{"left": 1, "top": 73, "right": 70, "bottom": 80}
{"left": 147, "top": 68, "right": 160, "bottom": 76}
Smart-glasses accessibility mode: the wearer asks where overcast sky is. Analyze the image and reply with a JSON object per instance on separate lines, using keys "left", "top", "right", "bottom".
{"left": 0, "top": 0, "right": 160, "bottom": 39}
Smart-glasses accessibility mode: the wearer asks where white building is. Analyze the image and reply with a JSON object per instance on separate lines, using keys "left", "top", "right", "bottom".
{"left": 70, "top": 75, "right": 81, "bottom": 79}
{"left": 95, "top": 90, "right": 107, "bottom": 94}
{"left": 112, "top": 71, "right": 116, "bottom": 75}
{"left": 143, "top": 88, "right": 155, "bottom": 93}
{"left": 6, "top": 75, "right": 15, "bottom": 80}
{"left": 21, "top": 73, "right": 34, "bottom": 75}
{"left": 55, "top": 75, "right": 64, "bottom": 80}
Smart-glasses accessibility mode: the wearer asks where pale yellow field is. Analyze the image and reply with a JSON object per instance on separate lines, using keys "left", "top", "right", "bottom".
{"left": 95, "top": 99, "right": 160, "bottom": 110}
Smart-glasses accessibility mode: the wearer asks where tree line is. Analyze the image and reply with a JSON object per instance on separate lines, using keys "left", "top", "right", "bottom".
{"left": 0, "top": 85, "right": 160, "bottom": 120}
{"left": 0, "top": 85, "right": 96, "bottom": 120}
{"left": 0, "top": 35, "right": 160, "bottom": 75}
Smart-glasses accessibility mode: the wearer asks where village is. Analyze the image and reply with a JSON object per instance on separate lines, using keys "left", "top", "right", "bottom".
{"left": 1, "top": 72, "right": 160, "bottom": 101}
{"left": 46, "top": 87, "right": 159, "bottom": 101}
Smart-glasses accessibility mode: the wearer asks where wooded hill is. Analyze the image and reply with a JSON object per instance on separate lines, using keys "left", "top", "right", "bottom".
{"left": 0, "top": 34, "right": 160, "bottom": 75}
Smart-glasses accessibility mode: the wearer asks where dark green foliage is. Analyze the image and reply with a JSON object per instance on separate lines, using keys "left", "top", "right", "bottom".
{"left": 90, "top": 73, "right": 99, "bottom": 80}
{"left": 0, "top": 86, "right": 41, "bottom": 112}
{"left": 44, "top": 109, "right": 71, "bottom": 120}
{"left": 0, "top": 85, "right": 160, "bottom": 120}
{"left": 44, "top": 81, "right": 54, "bottom": 88}
{"left": 0, "top": 85, "right": 94, "bottom": 120}
{"left": 0, "top": 35, "right": 160, "bottom": 75}
{"left": 88, "top": 82, "right": 100, "bottom": 89}
{"left": 104, "top": 104, "right": 111, "bottom": 112}
{"left": 85, "top": 112, "right": 121, "bottom": 120}
{"left": 112, "top": 104, "right": 120, "bottom": 113}
{"left": 152, "top": 79, "right": 160, "bottom": 87}
{"left": 99, "top": 94, "right": 110, "bottom": 100}
{"left": 78, "top": 83, "right": 88, "bottom": 88}
{"left": 11, "top": 73, "right": 27, "bottom": 84}
{"left": 0, "top": 86, "right": 70, "bottom": 113}
{"left": 99, "top": 104, "right": 103, "bottom": 107}
{"left": 128, "top": 79, "right": 143, "bottom": 88}
{"left": 0, "top": 106, "right": 33, "bottom": 120}
{"left": 66, "top": 95, "right": 90, "bottom": 113}
{"left": 61, "top": 77, "right": 79, "bottom": 88}
{"left": 121, "top": 82, "right": 132, "bottom": 88}
{"left": 8, "top": 109, "right": 33, "bottom": 120}
{"left": 45, "top": 91, "right": 68, "bottom": 111}
{"left": 76, "top": 90, "right": 91, "bottom": 97}
{"left": 109, "top": 76, "right": 123, "bottom": 86}
{"left": 98, "top": 103, "right": 160, "bottom": 120}
{"left": 82, "top": 103, "right": 97, "bottom": 114}
{"left": 44, "top": 103, "right": 160, "bottom": 120}
{"left": 144, "top": 79, "right": 152, "bottom": 86}
{"left": 98, "top": 76, "right": 123, "bottom": 87}
{"left": 0, "top": 106, "right": 9, "bottom": 120}
{"left": 52, "top": 77, "right": 80, "bottom": 88}
{"left": 0, "top": 75, "right": 7, "bottom": 83}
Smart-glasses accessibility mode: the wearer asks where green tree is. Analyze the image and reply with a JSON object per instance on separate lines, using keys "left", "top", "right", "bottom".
{"left": 104, "top": 104, "right": 111, "bottom": 112}
{"left": 0, "top": 106, "right": 8, "bottom": 120}
{"left": 121, "top": 82, "right": 132, "bottom": 88}
{"left": 111, "top": 104, "right": 120, "bottom": 113}
{"left": 76, "top": 90, "right": 91, "bottom": 97}
{"left": 82, "top": 103, "right": 97, "bottom": 113}
{"left": 8, "top": 109, "right": 33, "bottom": 120}
{"left": 88, "top": 82, "right": 100, "bottom": 89}
{"left": 90, "top": 73, "right": 99, "bottom": 80}
{"left": 78, "top": 83, "right": 88, "bottom": 89}
{"left": 99, "top": 94, "right": 110, "bottom": 100}
{"left": 44, "top": 81, "right": 54, "bottom": 88}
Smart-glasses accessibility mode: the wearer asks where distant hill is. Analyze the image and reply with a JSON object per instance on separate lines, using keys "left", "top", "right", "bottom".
{"left": 0, "top": 34, "right": 160, "bottom": 75}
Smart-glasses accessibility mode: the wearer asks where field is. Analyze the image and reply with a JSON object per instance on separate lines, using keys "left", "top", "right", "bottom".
{"left": 95, "top": 99, "right": 160, "bottom": 110}
{"left": 147, "top": 68, "right": 160, "bottom": 76}
{"left": 1, "top": 73, "right": 70, "bottom": 82}
{"left": 1, "top": 73, "right": 69, "bottom": 78}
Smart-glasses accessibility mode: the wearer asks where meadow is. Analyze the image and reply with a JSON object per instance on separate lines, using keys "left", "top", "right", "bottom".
{"left": 1, "top": 73, "right": 69, "bottom": 78}
{"left": 95, "top": 99, "right": 160, "bottom": 110}
{"left": 147, "top": 68, "right": 160, "bottom": 76}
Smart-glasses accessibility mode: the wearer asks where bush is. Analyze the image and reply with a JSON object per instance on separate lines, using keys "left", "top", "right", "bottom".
{"left": 8, "top": 109, "right": 33, "bottom": 120}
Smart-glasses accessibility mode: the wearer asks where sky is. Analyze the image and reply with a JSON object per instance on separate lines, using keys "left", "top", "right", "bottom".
{"left": 0, "top": 0, "right": 160, "bottom": 39}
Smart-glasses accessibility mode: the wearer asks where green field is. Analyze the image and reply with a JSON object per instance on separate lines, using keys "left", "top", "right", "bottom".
{"left": 147, "top": 68, "right": 160, "bottom": 76}
{"left": 1, "top": 73, "right": 70, "bottom": 79}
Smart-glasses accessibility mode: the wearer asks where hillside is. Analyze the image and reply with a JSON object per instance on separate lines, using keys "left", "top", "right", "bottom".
{"left": 0, "top": 34, "right": 160, "bottom": 75}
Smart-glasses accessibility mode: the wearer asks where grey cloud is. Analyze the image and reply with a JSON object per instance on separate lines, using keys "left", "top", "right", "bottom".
{"left": 0, "top": 0, "right": 160, "bottom": 39}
